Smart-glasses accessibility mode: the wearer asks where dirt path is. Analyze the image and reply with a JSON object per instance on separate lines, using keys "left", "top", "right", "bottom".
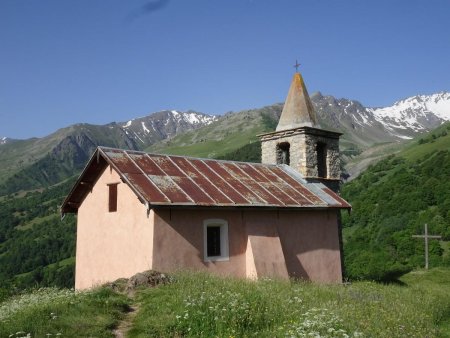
{"left": 108, "top": 271, "right": 171, "bottom": 337}
{"left": 113, "top": 303, "right": 140, "bottom": 338}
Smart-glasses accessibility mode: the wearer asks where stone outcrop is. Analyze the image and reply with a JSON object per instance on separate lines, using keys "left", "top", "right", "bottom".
{"left": 106, "top": 270, "right": 172, "bottom": 293}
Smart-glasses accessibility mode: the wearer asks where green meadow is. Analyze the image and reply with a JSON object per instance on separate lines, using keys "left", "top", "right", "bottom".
{"left": 1, "top": 268, "right": 449, "bottom": 337}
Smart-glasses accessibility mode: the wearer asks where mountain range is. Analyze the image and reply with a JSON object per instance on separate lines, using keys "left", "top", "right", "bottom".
{"left": 313, "top": 91, "right": 450, "bottom": 145}
{"left": 0, "top": 91, "right": 449, "bottom": 195}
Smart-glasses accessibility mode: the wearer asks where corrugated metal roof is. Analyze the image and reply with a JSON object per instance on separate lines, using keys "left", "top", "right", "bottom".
{"left": 61, "top": 147, "right": 351, "bottom": 213}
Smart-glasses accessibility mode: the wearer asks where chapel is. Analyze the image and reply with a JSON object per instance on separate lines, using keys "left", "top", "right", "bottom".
{"left": 62, "top": 69, "right": 350, "bottom": 289}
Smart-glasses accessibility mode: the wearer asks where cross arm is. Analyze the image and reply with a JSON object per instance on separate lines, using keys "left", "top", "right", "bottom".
{"left": 412, "top": 235, "right": 442, "bottom": 239}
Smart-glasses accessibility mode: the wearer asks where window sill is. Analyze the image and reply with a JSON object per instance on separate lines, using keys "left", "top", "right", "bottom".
{"left": 204, "top": 256, "right": 230, "bottom": 262}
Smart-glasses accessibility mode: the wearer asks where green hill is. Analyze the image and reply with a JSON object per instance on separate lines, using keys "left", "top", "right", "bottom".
{"left": 341, "top": 122, "right": 450, "bottom": 281}
{"left": 145, "top": 105, "right": 280, "bottom": 158}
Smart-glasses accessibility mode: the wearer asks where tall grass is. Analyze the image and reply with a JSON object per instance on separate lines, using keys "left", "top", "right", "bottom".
{"left": 1, "top": 268, "right": 448, "bottom": 337}
{"left": 129, "top": 269, "right": 449, "bottom": 338}
{"left": 0, "top": 287, "right": 129, "bottom": 337}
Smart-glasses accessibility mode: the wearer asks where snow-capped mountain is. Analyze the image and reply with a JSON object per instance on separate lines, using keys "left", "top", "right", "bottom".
{"left": 312, "top": 91, "right": 450, "bottom": 143}
{"left": 0, "top": 109, "right": 218, "bottom": 193}
{"left": 0, "top": 137, "right": 14, "bottom": 145}
{"left": 369, "top": 92, "right": 450, "bottom": 138}
{"left": 120, "top": 110, "right": 217, "bottom": 144}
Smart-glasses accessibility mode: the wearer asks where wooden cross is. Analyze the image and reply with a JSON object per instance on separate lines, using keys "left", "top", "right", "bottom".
{"left": 412, "top": 223, "right": 442, "bottom": 269}
{"left": 293, "top": 60, "right": 301, "bottom": 72}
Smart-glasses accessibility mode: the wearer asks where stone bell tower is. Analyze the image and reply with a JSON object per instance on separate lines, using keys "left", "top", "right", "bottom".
{"left": 260, "top": 70, "right": 342, "bottom": 192}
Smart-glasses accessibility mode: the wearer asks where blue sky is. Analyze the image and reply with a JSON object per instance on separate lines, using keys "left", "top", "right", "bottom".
{"left": 1, "top": 0, "right": 449, "bottom": 139}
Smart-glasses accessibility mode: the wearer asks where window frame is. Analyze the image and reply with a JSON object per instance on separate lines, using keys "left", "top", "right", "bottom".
{"left": 203, "top": 219, "right": 229, "bottom": 262}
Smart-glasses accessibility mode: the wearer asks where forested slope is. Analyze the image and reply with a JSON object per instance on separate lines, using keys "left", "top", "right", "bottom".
{"left": 0, "top": 179, "right": 76, "bottom": 293}
{"left": 341, "top": 122, "right": 450, "bottom": 281}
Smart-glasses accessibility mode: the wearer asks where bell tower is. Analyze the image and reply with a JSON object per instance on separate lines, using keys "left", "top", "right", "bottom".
{"left": 260, "top": 69, "right": 342, "bottom": 192}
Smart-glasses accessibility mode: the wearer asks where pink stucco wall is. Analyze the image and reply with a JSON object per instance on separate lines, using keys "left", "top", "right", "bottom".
{"left": 277, "top": 210, "right": 342, "bottom": 282}
{"left": 75, "top": 166, "right": 154, "bottom": 289}
{"left": 152, "top": 209, "right": 247, "bottom": 277}
{"left": 151, "top": 209, "right": 341, "bottom": 283}
{"left": 75, "top": 166, "right": 342, "bottom": 289}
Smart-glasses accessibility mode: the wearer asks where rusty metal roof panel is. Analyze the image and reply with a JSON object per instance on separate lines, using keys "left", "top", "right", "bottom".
{"left": 147, "top": 175, "right": 192, "bottom": 203}
{"left": 189, "top": 159, "right": 249, "bottom": 204}
{"left": 240, "top": 164, "right": 299, "bottom": 206}
{"left": 203, "top": 160, "right": 266, "bottom": 205}
{"left": 268, "top": 166, "right": 326, "bottom": 206}
{"left": 308, "top": 183, "right": 342, "bottom": 207}
{"left": 321, "top": 187, "right": 352, "bottom": 208}
{"left": 148, "top": 154, "right": 184, "bottom": 176}
{"left": 170, "top": 157, "right": 234, "bottom": 205}
{"left": 104, "top": 149, "right": 141, "bottom": 174}
{"left": 250, "top": 165, "right": 312, "bottom": 206}
{"left": 124, "top": 172, "right": 169, "bottom": 203}
{"left": 170, "top": 175, "right": 215, "bottom": 205}
{"left": 221, "top": 162, "right": 284, "bottom": 206}
{"left": 61, "top": 147, "right": 351, "bottom": 213}
{"left": 129, "top": 153, "right": 166, "bottom": 176}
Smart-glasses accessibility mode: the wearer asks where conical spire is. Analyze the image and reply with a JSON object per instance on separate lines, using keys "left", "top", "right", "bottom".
{"left": 276, "top": 72, "right": 318, "bottom": 131}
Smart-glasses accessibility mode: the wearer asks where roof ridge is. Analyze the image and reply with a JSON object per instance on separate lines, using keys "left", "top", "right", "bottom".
{"left": 97, "top": 146, "right": 284, "bottom": 168}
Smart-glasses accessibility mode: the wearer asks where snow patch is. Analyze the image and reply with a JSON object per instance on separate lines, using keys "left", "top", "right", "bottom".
{"left": 142, "top": 122, "right": 150, "bottom": 134}
{"left": 396, "top": 134, "right": 413, "bottom": 140}
{"left": 184, "top": 113, "right": 202, "bottom": 124}
{"left": 424, "top": 92, "right": 450, "bottom": 120}
{"left": 123, "top": 120, "right": 133, "bottom": 128}
{"left": 134, "top": 132, "right": 144, "bottom": 143}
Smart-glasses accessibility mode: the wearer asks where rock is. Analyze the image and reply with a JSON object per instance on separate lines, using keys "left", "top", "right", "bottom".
{"left": 125, "top": 270, "right": 172, "bottom": 291}
{"left": 106, "top": 270, "right": 172, "bottom": 294}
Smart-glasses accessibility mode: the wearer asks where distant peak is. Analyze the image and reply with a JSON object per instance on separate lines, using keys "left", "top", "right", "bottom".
{"left": 0, "top": 136, "right": 15, "bottom": 145}
{"left": 123, "top": 120, "right": 133, "bottom": 128}
{"left": 311, "top": 91, "right": 323, "bottom": 99}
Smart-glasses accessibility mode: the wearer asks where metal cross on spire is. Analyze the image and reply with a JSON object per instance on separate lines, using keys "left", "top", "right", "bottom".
{"left": 293, "top": 60, "right": 301, "bottom": 72}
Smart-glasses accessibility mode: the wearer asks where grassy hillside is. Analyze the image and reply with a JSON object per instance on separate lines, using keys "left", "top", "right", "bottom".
{"left": 146, "top": 105, "right": 279, "bottom": 158}
{"left": 0, "top": 124, "right": 142, "bottom": 196}
{"left": 1, "top": 269, "right": 449, "bottom": 337}
{"left": 341, "top": 122, "right": 450, "bottom": 281}
{"left": 402, "top": 122, "right": 450, "bottom": 161}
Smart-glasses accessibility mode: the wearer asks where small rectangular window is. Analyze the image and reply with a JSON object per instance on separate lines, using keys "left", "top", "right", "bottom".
{"left": 203, "top": 219, "right": 229, "bottom": 261}
{"left": 207, "top": 226, "right": 221, "bottom": 257}
{"left": 108, "top": 183, "right": 118, "bottom": 212}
